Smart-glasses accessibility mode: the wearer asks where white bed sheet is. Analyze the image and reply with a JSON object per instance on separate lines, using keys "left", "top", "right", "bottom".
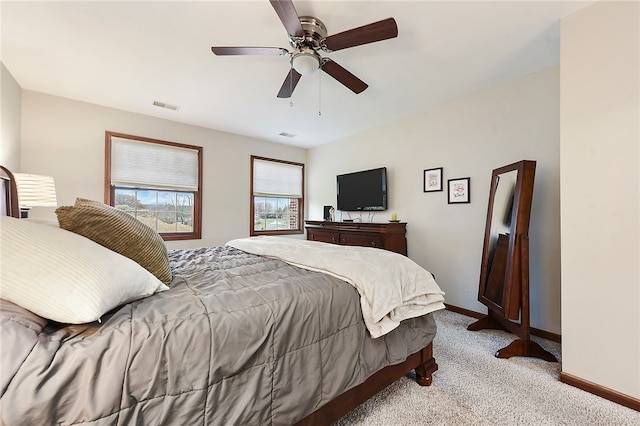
{"left": 227, "top": 236, "right": 445, "bottom": 338}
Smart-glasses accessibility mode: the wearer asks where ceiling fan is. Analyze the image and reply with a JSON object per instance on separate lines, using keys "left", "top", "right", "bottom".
{"left": 211, "top": 0, "right": 398, "bottom": 98}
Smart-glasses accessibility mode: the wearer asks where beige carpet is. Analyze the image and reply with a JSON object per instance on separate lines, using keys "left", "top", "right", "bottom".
{"left": 334, "top": 310, "right": 640, "bottom": 425}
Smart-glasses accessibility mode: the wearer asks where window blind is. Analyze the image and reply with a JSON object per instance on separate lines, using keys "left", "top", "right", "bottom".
{"left": 253, "top": 158, "right": 302, "bottom": 198}
{"left": 111, "top": 137, "right": 199, "bottom": 191}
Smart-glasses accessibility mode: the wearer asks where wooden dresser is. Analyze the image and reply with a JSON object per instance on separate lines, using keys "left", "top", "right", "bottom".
{"left": 304, "top": 220, "right": 407, "bottom": 255}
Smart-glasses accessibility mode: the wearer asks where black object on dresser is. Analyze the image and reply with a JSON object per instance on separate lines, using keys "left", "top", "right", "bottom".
{"left": 304, "top": 220, "right": 407, "bottom": 255}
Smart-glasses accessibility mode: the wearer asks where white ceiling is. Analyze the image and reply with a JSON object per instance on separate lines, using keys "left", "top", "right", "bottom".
{"left": 1, "top": 1, "right": 592, "bottom": 148}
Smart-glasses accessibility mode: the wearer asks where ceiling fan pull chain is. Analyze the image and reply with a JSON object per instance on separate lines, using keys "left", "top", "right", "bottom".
{"left": 318, "top": 70, "right": 322, "bottom": 116}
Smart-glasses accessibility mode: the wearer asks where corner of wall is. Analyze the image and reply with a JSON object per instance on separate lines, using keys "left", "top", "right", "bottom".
{"left": 1, "top": 61, "right": 22, "bottom": 170}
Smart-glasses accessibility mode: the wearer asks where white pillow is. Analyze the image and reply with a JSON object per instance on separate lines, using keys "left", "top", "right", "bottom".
{"left": 0, "top": 216, "right": 169, "bottom": 324}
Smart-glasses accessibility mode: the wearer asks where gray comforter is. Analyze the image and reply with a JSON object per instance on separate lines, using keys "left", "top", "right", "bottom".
{"left": 1, "top": 246, "right": 436, "bottom": 425}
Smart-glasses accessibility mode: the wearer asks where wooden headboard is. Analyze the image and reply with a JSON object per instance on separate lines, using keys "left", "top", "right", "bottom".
{"left": 0, "top": 165, "right": 20, "bottom": 218}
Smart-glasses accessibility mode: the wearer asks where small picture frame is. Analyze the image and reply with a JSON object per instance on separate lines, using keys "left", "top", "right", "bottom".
{"left": 423, "top": 167, "right": 443, "bottom": 192}
{"left": 448, "top": 177, "right": 470, "bottom": 204}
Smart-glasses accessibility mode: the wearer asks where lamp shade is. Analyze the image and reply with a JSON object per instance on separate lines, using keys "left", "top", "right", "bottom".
{"left": 14, "top": 173, "right": 58, "bottom": 207}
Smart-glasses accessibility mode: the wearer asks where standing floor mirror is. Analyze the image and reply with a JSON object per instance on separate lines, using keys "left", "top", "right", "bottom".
{"left": 467, "top": 160, "right": 557, "bottom": 362}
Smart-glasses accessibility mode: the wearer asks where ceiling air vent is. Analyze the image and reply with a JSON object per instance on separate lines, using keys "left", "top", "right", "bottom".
{"left": 153, "top": 101, "right": 180, "bottom": 111}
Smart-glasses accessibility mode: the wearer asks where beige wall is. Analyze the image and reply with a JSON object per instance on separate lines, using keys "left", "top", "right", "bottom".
{"left": 19, "top": 91, "right": 307, "bottom": 249}
{"left": 308, "top": 68, "right": 562, "bottom": 334}
{"left": 560, "top": 0, "right": 639, "bottom": 399}
{"left": 1, "top": 61, "right": 21, "bottom": 169}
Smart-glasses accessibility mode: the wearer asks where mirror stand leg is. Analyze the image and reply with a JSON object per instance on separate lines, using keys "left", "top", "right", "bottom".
{"left": 495, "top": 339, "right": 558, "bottom": 362}
{"left": 466, "top": 313, "right": 507, "bottom": 332}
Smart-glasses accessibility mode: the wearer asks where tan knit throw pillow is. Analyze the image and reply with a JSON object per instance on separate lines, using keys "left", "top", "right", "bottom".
{"left": 56, "top": 198, "right": 172, "bottom": 285}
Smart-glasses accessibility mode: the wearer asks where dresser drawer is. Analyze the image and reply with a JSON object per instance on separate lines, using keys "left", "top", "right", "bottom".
{"left": 307, "top": 229, "right": 339, "bottom": 244}
{"left": 339, "top": 232, "right": 383, "bottom": 249}
{"left": 304, "top": 221, "right": 407, "bottom": 256}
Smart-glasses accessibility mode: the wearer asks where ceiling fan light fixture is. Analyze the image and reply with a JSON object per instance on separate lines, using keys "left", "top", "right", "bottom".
{"left": 291, "top": 50, "right": 320, "bottom": 75}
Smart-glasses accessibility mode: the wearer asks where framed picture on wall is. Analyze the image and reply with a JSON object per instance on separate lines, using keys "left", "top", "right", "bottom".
{"left": 423, "top": 167, "right": 443, "bottom": 192}
{"left": 448, "top": 177, "right": 470, "bottom": 204}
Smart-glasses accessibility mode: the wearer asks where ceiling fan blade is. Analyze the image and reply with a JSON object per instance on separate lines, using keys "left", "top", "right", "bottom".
{"left": 322, "top": 18, "right": 398, "bottom": 52}
{"left": 211, "top": 46, "right": 287, "bottom": 56}
{"left": 277, "top": 68, "right": 302, "bottom": 98}
{"left": 321, "top": 59, "right": 368, "bottom": 94}
{"left": 269, "top": 0, "right": 304, "bottom": 38}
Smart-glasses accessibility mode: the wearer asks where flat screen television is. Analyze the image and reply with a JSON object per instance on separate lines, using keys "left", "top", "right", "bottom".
{"left": 336, "top": 167, "right": 387, "bottom": 211}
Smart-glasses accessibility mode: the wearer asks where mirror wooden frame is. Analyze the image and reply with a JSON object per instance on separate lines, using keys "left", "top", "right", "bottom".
{"left": 467, "top": 160, "right": 557, "bottom": 362}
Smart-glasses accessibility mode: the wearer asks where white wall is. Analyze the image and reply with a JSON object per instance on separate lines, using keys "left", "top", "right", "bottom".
{"left": 560, "top": 0, "right": 639, "bottom": 399}
{"left": 308, "top": 68, "right": 561, "bottom": 334}
{"left": 20, "top": 91, "right": 307, "bottom": 249}
{"left": 1, "top": 61, "right": 21, "bottom": 169}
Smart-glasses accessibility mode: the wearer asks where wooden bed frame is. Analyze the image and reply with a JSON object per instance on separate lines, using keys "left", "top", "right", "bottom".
{"left": 295, "top": 343, "right": 437, "bottom": 425}
{"left": 0, "top": 164, "right": 438, "bottom": 425}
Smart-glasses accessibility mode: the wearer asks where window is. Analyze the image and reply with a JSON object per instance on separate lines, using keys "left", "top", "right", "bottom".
{"left": 105, "top": 131, "right": 203, "bottom": 241}
{"left": 251, "top": 156, "right": 304, "bottom": 236}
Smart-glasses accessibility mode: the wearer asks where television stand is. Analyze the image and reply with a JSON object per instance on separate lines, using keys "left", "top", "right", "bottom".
{"left": 304, "top": 220, "right": 407, "bottom": 255}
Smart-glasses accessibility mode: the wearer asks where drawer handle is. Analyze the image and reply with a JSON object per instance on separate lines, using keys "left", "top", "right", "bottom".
{"left": 332, "top": 237, "right": 336, "bottom": 242}
{"left": 370, "top": 241, "right": 377, "bottom": 246}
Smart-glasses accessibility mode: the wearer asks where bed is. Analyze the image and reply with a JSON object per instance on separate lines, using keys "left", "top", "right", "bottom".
{"left": 0, "top": 166, "right": 445, "bottom": 425}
